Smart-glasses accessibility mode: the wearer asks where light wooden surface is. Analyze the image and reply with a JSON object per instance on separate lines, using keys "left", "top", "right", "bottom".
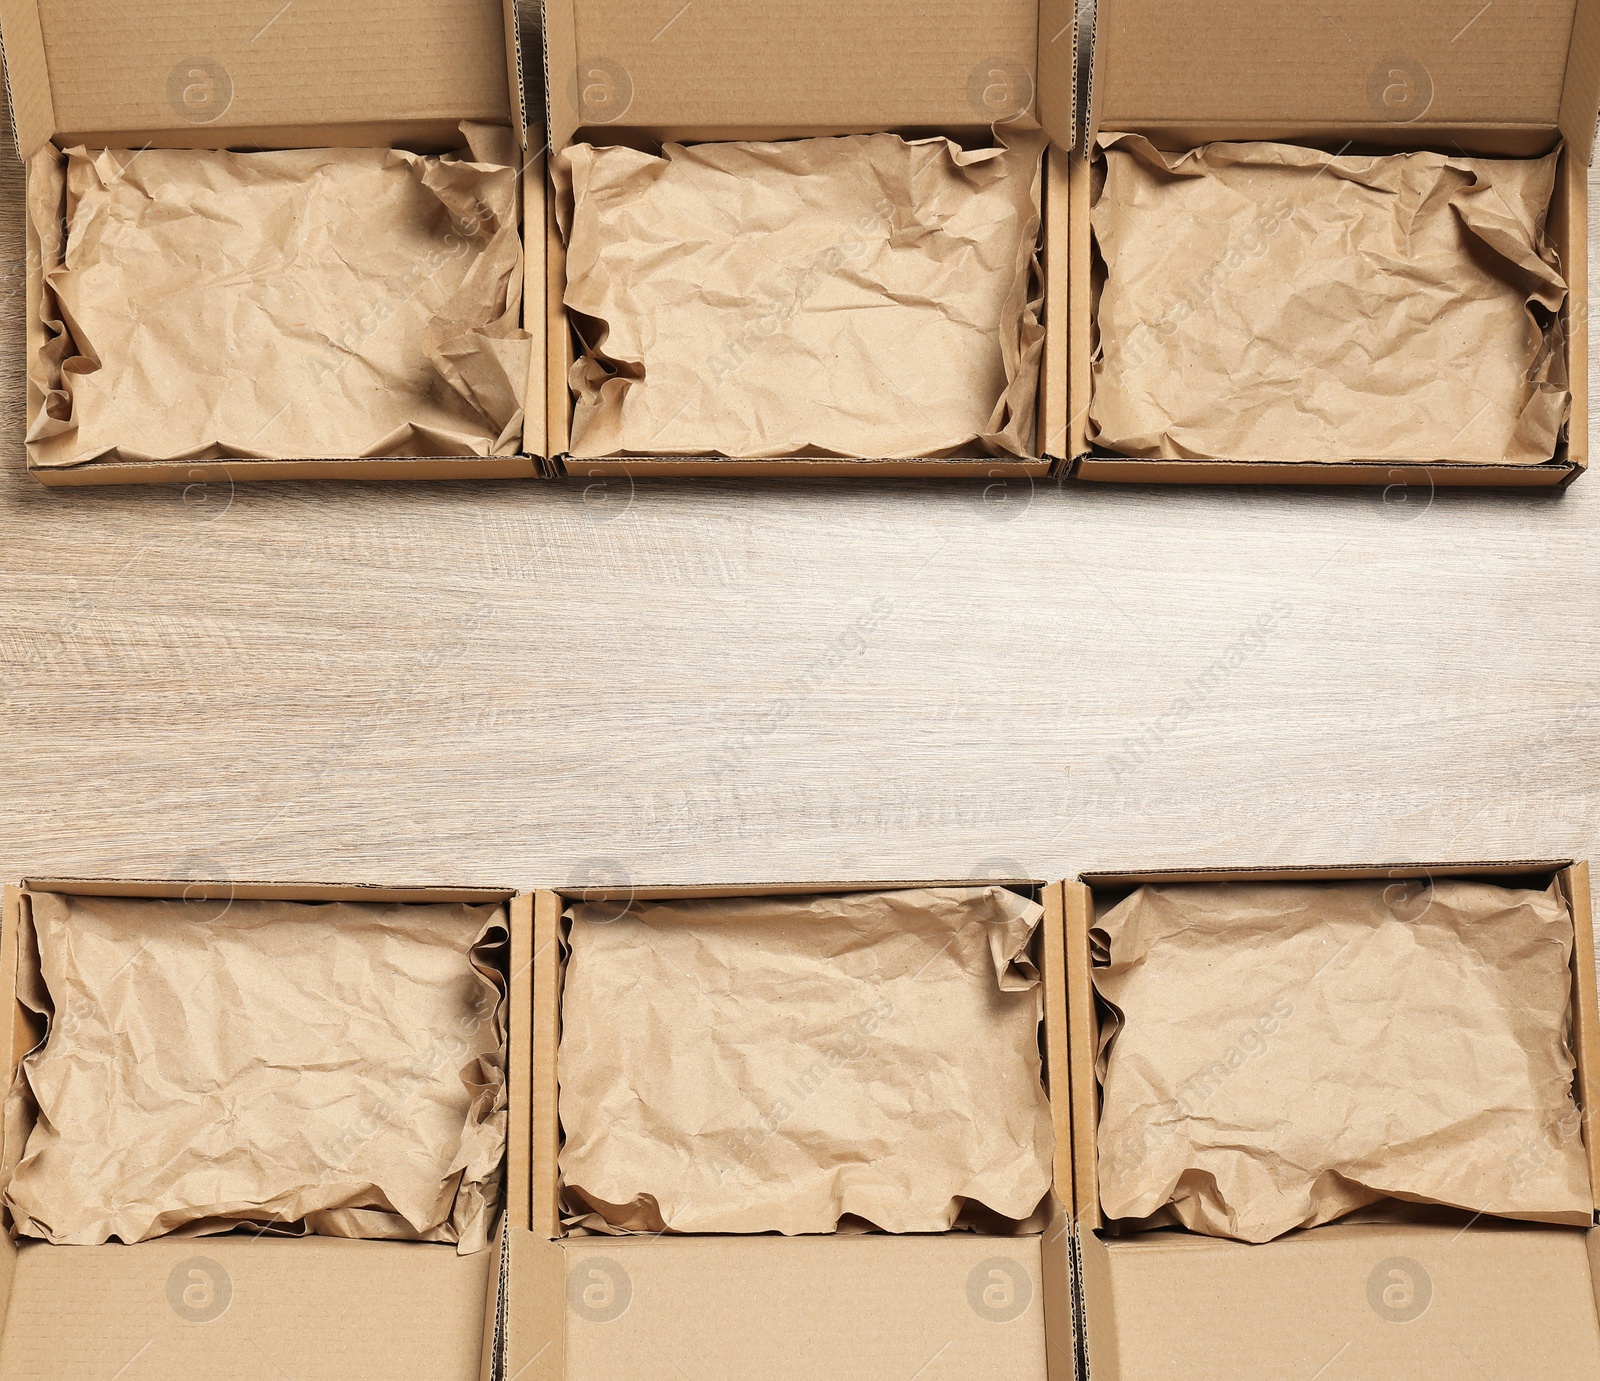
{"left": 0, "top": 52, "right": 1594, "bottom": 902}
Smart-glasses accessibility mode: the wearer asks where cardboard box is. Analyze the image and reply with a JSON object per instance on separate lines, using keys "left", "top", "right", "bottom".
{"left": 541, "top": 1, "right": 1077, "bottom": 480}
{"left": 0, "top": 875, "right": 530, "bottom": 1381}
{"left": 0, "top": 0, "right": 545, "bottom": 486}
{"left": 1068, "top": 0, "right": 1600, "bottom": 488}
{"left": 1065, "top": 860, "right": 1600, "bottom": 1380}
{"left": 499, "top": 879, "right": 1078, "bottom": 1381}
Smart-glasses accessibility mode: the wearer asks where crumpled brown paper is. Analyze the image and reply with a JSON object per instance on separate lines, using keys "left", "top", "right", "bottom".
{"left": 1093, "top": 880, "right": 1592, "bottom": 1244}
{"left": 2, "top": 894, "right": 508, "bottom": 1253}
{"left": 561, "top": 131, "right": 1046, "bottom": 459}
{"left": 1090, "top": 136, "right": 1569, "bottom": 463}
{"left": 26, "top": 121, "right": 530, "bottom": 465}
{"left": 559, "top": 886, "right": 1055, "bottom": 1234}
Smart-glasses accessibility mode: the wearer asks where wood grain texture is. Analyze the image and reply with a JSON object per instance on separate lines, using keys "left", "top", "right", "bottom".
{"left": 0, "top": 14, "right": 1595, "bottom": 912}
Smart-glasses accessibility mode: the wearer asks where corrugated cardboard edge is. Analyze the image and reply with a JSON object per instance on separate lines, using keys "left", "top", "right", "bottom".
{"left": 479, "top": 1219, "right": 506, "bottom": 1381}
{"left": 502, "top": 0, "right": 529, "bottom": 152}
{"left": 0, "top": 0, "right": 52, "bottom": 160}
{"left": 1082, "top": 0, "right": 1106, "bottom": 154}
{"left": 542, "top": 0, "right": 577, "bottom": 158}
{"left": 1561, "top": 0, "right": 1600, "bottom": 162}
{"left": 1064, "top": 859, "right": 1600, "bottom": 1380}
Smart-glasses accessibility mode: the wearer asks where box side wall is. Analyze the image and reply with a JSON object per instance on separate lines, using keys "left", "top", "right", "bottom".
{"left": 1038, "top": 144, "right": 1069, "bottom": 461}
{"left": 507, "top": 894, "right": 535, "bottom": 1234}
{"left": 1557, "top": 146, "right": 1590, "bottom": 472}
{"left": 1062, "top": 880, "right": 1103, "bottom": 1234}
{"left": 1039, "top": 883, "right": 1079, "bottom": 1381}
{"left": 29, "top": 455, "right": 543, "bottom": 487}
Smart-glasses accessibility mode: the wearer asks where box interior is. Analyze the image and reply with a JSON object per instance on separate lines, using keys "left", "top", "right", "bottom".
{"left": 1069, "top": 0, "right": 1599, "bottom": 484}
{"left": 5, "top": 0, "right": 546, "bottom": 480}
{"left": 1065, "top": 860, "right": 1600, "bottom": 1381}
{"left": 0, "top": 878, "right": 522, "bottom": 1381}
{"left": 542, "top": 0, "right": 1075, "bottom": 474}
{"left": 503, "top": 879, "right": 1077, "bottom": 1381}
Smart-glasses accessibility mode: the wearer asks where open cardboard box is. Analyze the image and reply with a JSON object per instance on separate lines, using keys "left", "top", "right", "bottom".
{"left": 499, "top": 879, "right": 1078, "bottom": 1381}
{"left": 541, "top": 1, "right": 1076, "bottom": 481}
{"left": 1067, "top": 0, "right": 1600, "bottom": 489}
{"left": 0, "top": 0, "right": 547, "bottom": 486}
{"left": 0, "top": 875, "right": 531, "bottom": 1381}
{"left": 1064, "top": 859, "right": 1600, "bottom": 1380}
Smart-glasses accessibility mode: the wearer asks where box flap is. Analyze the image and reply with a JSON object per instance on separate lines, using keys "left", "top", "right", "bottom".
{"left": 0, "top": 1237, "right": 493, "bottom": 1379}
{"left": 1081, "top": 1221, "right": 1600, "bottom": 1380}
{"left": 557, "top": 1235, "right": 1049, "bottom": 1381}
{"left": 12, "top": 0, "right": 513, "bottom": 154}
{"left": 1090, "top": 0, "right": 1598, "bottom": 159}
{"left": 547, "top": 0, "right": 1074, "bottom": 151}
{"left": 504, "top": 1228, "right": 566, "bottom": 1381}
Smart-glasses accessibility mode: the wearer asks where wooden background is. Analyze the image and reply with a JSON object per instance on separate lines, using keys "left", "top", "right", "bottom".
{"left": 0, "top": 13, "right": 1594, "bottom": 904}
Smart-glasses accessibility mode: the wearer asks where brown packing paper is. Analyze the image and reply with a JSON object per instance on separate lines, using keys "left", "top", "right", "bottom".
{"left": 26, "top": 122, "right": 530, "bottom": 466}
{"left": 561, "top": 131, "right": 1047, "bottom": 460}
{"left": 1089, "top": 137, "right": 1570, "bottom": 464}
{"left": 1, "top": 894, "right": 508, "bottom": 1253}
{"left": 1092, "top": 880, "right": 1591, "bottom": 1244}
{"left": 558, "top": 886, "right": 1055, "bottom": 1234}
